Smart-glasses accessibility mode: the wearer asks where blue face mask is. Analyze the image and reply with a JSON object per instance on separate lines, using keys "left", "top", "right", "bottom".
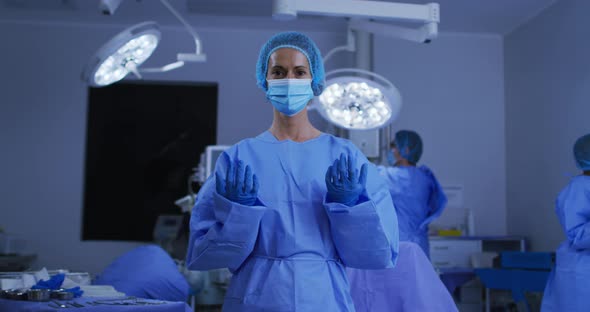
{"left": 386, "top": 150, "right": 395, "bottom": 166}
{"left": 266, "top": 79, "right": 314, "bottom": 116}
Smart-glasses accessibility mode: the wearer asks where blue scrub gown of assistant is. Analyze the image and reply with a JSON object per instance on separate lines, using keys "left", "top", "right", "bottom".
{"left": 541, "top": 175, "right": 590, "bottom": 312}
{"left": 347, "top": 242, "right": 458, "bottom": 312}
{"left": 378, "top": 165, "right": 446, "bottom": 258}
{"left": 93, "top": 245, "right": 190, "bottom": 302}
{"left": 186, "top": 131, "right": 399, "bottom": 312}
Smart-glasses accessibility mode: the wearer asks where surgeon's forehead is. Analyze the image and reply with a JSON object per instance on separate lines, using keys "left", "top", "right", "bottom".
{"left": 268, "top": 48, "right": 310, "bottom": 68}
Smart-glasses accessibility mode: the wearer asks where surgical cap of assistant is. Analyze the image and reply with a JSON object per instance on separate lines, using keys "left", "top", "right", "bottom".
{"left": 394, "top": 130, "right": 423, "bottom": 165}
{"left": 256, "top": 31, "right": 325, "bottom": 96}
{"left": 574, "top": 133, "right": 590, "bottom": 171}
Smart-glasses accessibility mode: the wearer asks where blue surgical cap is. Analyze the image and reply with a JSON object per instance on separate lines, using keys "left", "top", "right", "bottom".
{"left": 394, "top": 130, "right": 423, "bottom": 165}
{"left": 256, "top": 31, "right": 325, "bottom": 96}
{"left": 574, "top": 133, "right": 590, "bottom": 171}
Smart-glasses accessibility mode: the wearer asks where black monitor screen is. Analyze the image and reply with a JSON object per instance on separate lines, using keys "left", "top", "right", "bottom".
{"left": 82, "top": 81, "right": 217, "bottom": 242}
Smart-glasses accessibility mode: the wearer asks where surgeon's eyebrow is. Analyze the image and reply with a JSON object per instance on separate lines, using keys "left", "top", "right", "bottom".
{"left": 271, "top": 65, "right": 309, "bottom": 70}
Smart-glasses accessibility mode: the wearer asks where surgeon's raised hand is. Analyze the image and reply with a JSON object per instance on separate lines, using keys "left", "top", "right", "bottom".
{"left": 325, "top": 153, "right": 368, "bottom": 206}
{"left": 215, "top": 160, "right": 259, "bottom": 206}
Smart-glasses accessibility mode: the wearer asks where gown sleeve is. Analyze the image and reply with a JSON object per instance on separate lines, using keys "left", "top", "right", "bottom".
{"left": 186, "top": 150, "right": 267, "bottom": 271}
{"left": 418, "top": 165, "right": 448, "bottom": 230}
{"left": 323, "top": 147, "right": 399, "bottom": 269}
{"left": 557, "top": 179, "right": 590, "bottom": 250}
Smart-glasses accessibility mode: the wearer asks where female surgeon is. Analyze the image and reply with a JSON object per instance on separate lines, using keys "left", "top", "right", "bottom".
{"left": 185, "top": 31, "right": 399, "bottom": 311}
{"left": 379, "top": 130, "right": 447, "bottom": 258}
{"left": 541, "top": 133, "right": 590, "bottom": 312}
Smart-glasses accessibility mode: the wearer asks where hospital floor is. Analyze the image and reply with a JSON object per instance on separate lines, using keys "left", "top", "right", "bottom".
{"left": 454, "top": 288, "right": 543, "bottom": 312}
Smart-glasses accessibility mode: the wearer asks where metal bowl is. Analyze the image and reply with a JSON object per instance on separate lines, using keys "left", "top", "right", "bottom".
{"left": 50, "top": 290, "right": 74, "bottom": 300}
{"left": 0, "top": 289, "right": 10, "bottom": 299}
{"left": 27, "top": 289, "right": 51, "bottom": 301}
{"left": 6, "top": 289, "right": 28, "bottom": 300}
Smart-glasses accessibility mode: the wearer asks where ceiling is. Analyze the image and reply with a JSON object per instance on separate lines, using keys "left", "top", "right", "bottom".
{"left": 184, "top": 0, "right": 559, "bottom": 34}
{"left": 401, "top": 0, "right": 559, "bottom": 34}
{"left": 0, "top": 0, "right": 558, "bottom": 35}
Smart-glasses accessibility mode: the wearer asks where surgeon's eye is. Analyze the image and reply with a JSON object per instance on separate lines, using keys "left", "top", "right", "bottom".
{"left": 271, "top": 70, "right": 285, "bottom": 78}
{"left": 296, "top": 70, "right": 307, "bottom": 76}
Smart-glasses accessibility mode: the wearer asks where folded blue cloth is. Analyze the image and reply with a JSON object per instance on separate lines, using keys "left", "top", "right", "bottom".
{"left": 32, "top": 273, "right": 65, "bottom": 290}
{"left": 31, "top": 273, "right": 84, "bottom": 297}
{"left": 63, "top": 286, "right": 83, "bottom": 298}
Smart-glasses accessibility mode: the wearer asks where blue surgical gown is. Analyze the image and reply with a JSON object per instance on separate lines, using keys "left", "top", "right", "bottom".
{"left": 186, "top": 131, "right": 399, "bottom": 312}
{"left": 378, "top": 165, "right": 447, "bottom": 258}
{"left": 93, "top": 245, "right": 190, "bottom": 302}
{"left": 347, "top": 242, "right": 458, "bottom": 312}
{"left": 541, "top": 175, "right": 590, "bottom": 312}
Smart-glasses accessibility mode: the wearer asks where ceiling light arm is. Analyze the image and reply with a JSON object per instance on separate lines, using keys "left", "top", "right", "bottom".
{"left": 350, "top": 19, "right": 438, "bottom": 44}
{"left": 139, "top": 0, "right": 206, "bottom": 73}
{"left": 273, "top": 0, "right": 439, "bottom": 23}
{"left": 139, "top": 61, "right": 185, "bottom": 73}
{"left": 322, "top": 26, "right": 356, "bottom": 64}
{"left": 159, "top": 0, "right": 203, "bottom": 56}
{"left": 323, "top": 19, "right": 437, "bottom": 68}
{"left": 273, "top": 0, "right": 439, "bottom": 44}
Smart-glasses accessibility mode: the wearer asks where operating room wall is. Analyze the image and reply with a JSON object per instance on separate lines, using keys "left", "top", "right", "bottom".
{"left": 505, "top": 0, "right": 590, "bottom": 251}
{"left": 374, "top": 33, "right": 507, "bottom": 236}
{"left": 0, "top": 20, "right": 348, "bottom": 274}
{"left": 0, "top": 18, "right": 508, "bottom": 274}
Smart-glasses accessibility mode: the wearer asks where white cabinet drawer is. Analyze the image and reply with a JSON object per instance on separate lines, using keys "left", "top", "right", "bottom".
{"left": 430, "top": 240, "right": 481, "bottom": 253}
{"left": 431, "top": 254, "right": 464, "bottom": 268}
{"left": 430, "top": 240, "right": 482, "bottom": 268}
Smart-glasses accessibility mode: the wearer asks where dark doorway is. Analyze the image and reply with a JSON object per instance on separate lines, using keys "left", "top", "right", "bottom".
{"left": 82, "top": 81, "right": 217, "bottom": 242}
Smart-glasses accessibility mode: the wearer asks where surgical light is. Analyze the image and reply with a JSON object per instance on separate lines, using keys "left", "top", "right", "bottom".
{"left": 85, "top": 22, "right": 161, "bottom": 87}
{"left": 315, "top": 68, "right": 401, "bottom": 130}
{"left": 83, "top": 0, "right": 206, "bottom": 87}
